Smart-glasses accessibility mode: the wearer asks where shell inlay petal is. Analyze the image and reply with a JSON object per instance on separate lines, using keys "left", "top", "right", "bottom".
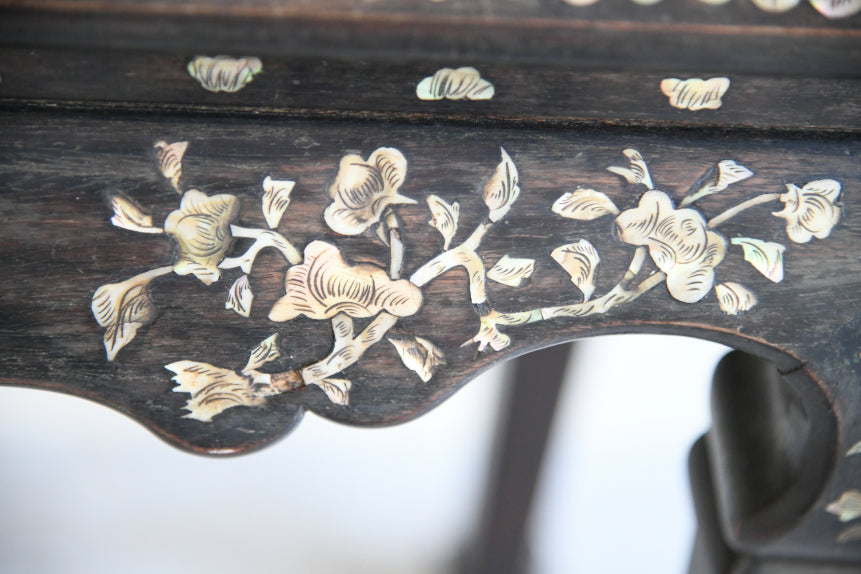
{"left": 268, "top": 241, "right": 423, "bottom": 322}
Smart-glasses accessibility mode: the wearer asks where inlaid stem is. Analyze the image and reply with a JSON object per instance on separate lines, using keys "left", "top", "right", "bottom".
{"left": 410, "top": 220, "right": 494, "bottom": 304}
{"left": 708, "top": 193, "right": 781, "bottom": 229}
{"left": 542, "top": 272, "right": 665, "bottom": 319}
{"left": 219, "top": 225, "right": 302, "bottom": 273}
{"left": 387, "top": 211, "right": 404, "bottom": 280}
{"left": 299, "top": 312, "right": 399, "bottom": 384}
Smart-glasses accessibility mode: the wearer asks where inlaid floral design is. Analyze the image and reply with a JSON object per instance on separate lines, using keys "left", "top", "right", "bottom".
{"left": 92, "top": 141, "right": 301, "bottom": 360}
{"left": 91, "top": 140, "right": 844, "bottom": 421}
{"left": 164, "top": 190, "right": 240, "bottom": 285}
{"left": 324, "top": 147, "right": 417, "bottom": 235}
{"left": 615, "top": 190, "right": 726, "bottom": 303}
{"left": 773, "top": 180, "right": 842, "bottom": 243}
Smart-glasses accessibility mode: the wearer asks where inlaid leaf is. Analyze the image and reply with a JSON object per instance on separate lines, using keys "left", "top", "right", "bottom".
{"left": 827, "top": 490, "right": 861, "bottom": 522}
{"left": 773, "top": 180, "right": 842, "bottom": 244}
{"left": 715, "top": 282, "right": 758, "bottom": 315}
{"left": 225, "top": 275, "right": 254, "bottom": 318}
{"left": 92, "top": 267, "right": 170, "bottom": 360}
{"left": 731, "top": 238, "right": 786, "bottom": 283}
{"left": 551, "top": 240, "right": 600, "bottom": 301}
{"left": 552, "top": 188, "right": 619, "bottom": 220}
{"left": 153, "top": 140, "right": 187, "bottom": 192}
{"left": 262, "top": 176, "right": 295, "bottom": 229}
{"left": 487, "top": 255, "right": 535, "bottom": 287}
{"left": 482, "top": 148, "right": 520, "bottom": 222}
{"left": 374, "top": 220, "right": 390, "bottom": 246}
{"left": 660, "top": 77, "right": 730, "bottom": 111}
{"left": 607, "top": 149, "right": 653, "bottom": 189}
{"left": 463, "top": 316, "right": 511, "bottom": 352}
{"left": 427, "top": 194, "right": 460, "bottom": 250}
{"left": 311, "top": 378, "right": 352, "bottom": 406}
{"left": 187, "top": 55, "right": 263, "bottom": 93}
{"left": 388, "top": 336, "right": 446, "bottom": 382}
{"left": 416, "top": 67, "right": 494, "bottom": 101}
{"left": 681, "top": 160, "right": 754, "bottom": 206}
{"left": 167, "top": 361, "right": 275, "bottom": 422}
{"left": 244, "top": 333, "right": 281, "bottom": 373}
{"left": 109, "top": 194, "right": 163, "bottom": 234}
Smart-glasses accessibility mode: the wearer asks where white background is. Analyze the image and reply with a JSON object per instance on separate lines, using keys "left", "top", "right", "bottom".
{"left": 0, "top": 335, "right": 728, "bottom": 574}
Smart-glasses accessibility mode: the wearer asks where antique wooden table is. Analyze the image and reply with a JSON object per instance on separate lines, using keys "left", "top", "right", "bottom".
{"left": 1, "top": 1, "right": 859, "bottom": 571}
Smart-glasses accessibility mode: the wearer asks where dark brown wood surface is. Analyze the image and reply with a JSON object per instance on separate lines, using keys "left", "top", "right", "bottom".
{"left": 2, "top": 47, "right": 860, "bottom": 132}
{"left": 2, "top": 3, "right": 860, "bottom": 77}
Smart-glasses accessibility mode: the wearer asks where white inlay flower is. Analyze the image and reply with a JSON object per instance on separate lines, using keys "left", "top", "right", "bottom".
{"left": 153, "top": 140, "right": 187, "bottom": 192}
{"left": 615, "top": 190, "right": 726, "bottom": 303}
{"left": 324, "top": 148, "right": 417, "bottom": 235}
{"left": 427, "top": 194, "right": 460, "bottom": 250}
{"left": 772, "top": 179, "right": 842, "bottom": 243}
{"left": 268, "top": 240, "right": 423, "bottom": 322}
{"left": 164, "top": 189, "right": 240, "bottom": 285}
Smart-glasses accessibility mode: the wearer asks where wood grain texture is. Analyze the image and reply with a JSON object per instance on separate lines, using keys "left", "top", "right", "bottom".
{"left": 4, "top": 0, "right": 859, "bottom": 27}
{"left": 1, "top": 47, "right": 859, "bottom": 131}
{"left": 2, "top": 5, "right": 859, "bottom": 78}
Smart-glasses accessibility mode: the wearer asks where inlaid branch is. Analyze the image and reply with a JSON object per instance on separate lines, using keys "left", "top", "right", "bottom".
{"left": 301, "top": 312, "right": 399, "bottom": 384}
{"left": 708, "top": 192, "right": 781, "bottom": 228}
{"left": 219, "top": 225, "right": 302, "bottom": 273}
{"left": 265, "top": 312, "right": 400, "bottom": 405}
{"left": 410, "top": 221, "right": 493, "bottom": 304}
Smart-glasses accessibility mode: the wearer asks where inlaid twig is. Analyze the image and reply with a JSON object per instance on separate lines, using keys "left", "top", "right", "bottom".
{"left": 218, "top": 225, "right": 302, "bottom": 273}
{"left": 300, "top": 312, "right": 399, "bottom": 385}
{"left": 708, "top": 193, "right": 780, "bottom": 228}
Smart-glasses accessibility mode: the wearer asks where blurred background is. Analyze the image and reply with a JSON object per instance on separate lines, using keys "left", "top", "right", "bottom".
{"left": 0, "top": 334, "right": 729, "bottom": 574}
